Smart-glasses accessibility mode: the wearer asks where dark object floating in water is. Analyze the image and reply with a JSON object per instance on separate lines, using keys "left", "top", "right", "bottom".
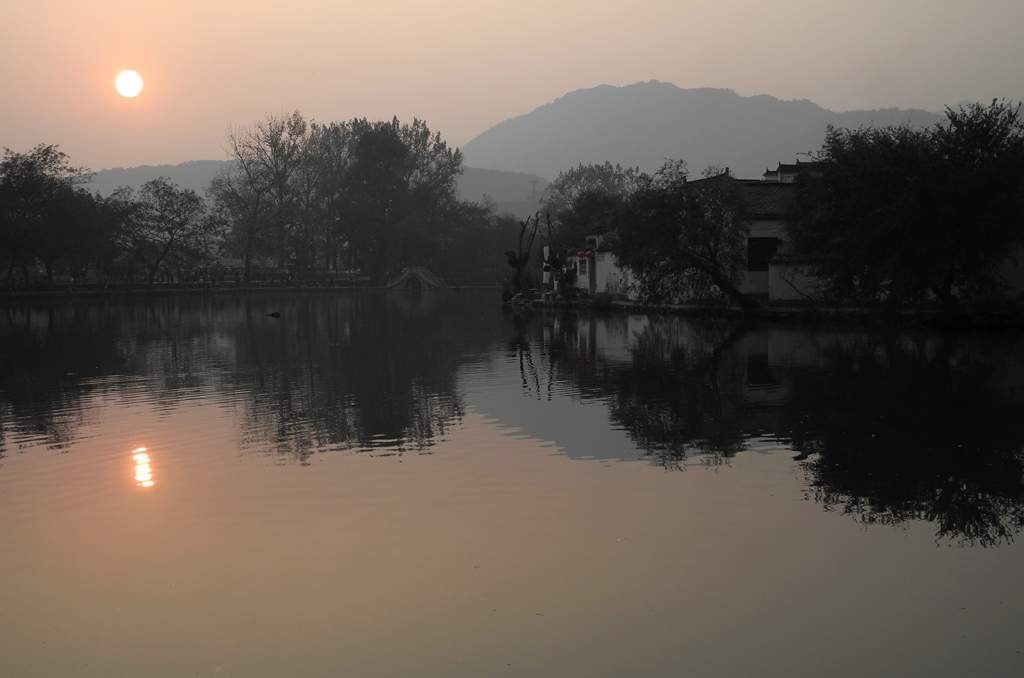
{"left": 266, "top": 312, "right": 281, "bottom": 318}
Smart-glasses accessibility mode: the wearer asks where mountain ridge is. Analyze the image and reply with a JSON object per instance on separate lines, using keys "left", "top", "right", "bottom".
{"left": 461, "top": 80, "right": 945, "bottom": 179}
{"left": 85, "top": 81, "right": 948, "bottom": 207}
{"left": 85, "top": 160, "right": 226, "bottom": 198}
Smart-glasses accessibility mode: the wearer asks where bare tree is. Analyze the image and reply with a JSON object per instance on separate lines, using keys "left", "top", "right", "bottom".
{"left": 210, "top": 111, "right": 308, "bottom": 282}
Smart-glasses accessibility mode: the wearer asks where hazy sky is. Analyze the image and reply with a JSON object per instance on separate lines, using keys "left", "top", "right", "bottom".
{"left": 3, "top": 0, "right": 1022, "bottom": 171}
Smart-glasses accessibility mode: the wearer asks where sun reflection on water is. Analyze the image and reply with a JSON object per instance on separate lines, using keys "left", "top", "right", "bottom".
{"left": 132, "top": 447, "right": 154, "bottom": 487}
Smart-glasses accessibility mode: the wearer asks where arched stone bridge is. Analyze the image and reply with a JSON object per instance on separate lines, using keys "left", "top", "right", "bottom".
{"left": 386, "top": 267, "right": 447, "bottom": 290}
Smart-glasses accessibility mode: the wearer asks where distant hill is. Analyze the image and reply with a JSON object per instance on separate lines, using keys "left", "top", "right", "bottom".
{"left": 460, "top": 81, "right": 945, "bottom": 180}
{"left": 86, "top": 82, "right": 944, "bottom": 204}
{"left": 86, "top": 161, "right": 546, "bottom": 218}
{"left": 457, "top": 167, "right": 548, "bottom": 204}
{"left": 456, "top": 167, "right": 548, "bottom": 220}
{"left": 85, "top": 159, "right": 227, "bottom": 197}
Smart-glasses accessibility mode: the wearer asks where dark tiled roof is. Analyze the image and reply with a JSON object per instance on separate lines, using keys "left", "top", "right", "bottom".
{"left": 773, "top": 161, "right": 821, "bottom": 173}
{"left": 682, "top": 171, "right": 795, "bottom": 218}
{"left": 739, "top": 181, "right": 794, "bottom": 218}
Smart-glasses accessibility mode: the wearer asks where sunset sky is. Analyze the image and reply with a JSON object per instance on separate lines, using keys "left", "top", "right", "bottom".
{"left": 3, "top": 0, "right": 1022, "bottom": 172}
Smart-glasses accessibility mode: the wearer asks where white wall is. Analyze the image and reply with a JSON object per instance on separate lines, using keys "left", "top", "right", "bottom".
{"left": 769, "top": 262, "right": 819, "bottom": 302}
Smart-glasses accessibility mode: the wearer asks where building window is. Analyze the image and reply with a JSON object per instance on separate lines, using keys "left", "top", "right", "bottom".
{"left": 747, "top": 237, "right": 778, "bottom": 272}
{"left": 578, "top": 257, "right": 588, "bottom": 277}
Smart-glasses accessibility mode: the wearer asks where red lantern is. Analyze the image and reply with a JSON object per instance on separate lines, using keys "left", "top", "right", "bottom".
{"left": 577, "top": 251, "right": 586, "bottom": 258}
{"left": 585, "top": 251, "right": 595, "bottom": 258}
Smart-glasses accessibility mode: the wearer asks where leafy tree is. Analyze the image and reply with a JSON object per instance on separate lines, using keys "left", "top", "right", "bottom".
{"left": 0, "top": 144, "right": 90, "bottom": 287}
{"left": 111, "top": 178, "right": 215, "bottom": 284}
{"left": 554, "top": 188, "right": 627, "bottom": 250}
{"left": 788, "top": 100, "right": 1024, "bottom": 312}
{"left": 425, "top": 199, "right": 520, "bottom": 286}
{"left": 343, "top": 117, "right": 463, "bottom": 283}
{"left": 211, "top": 114, "right": 464, "bottom": 285}
{"left": 543, "top": 161, "right": 641, "bottom": 248}
{"left": 613, "top": 162, "right": 757, "bottom": 312}
{"left": 33, "top": 186, "right": 107, "bottom": 284}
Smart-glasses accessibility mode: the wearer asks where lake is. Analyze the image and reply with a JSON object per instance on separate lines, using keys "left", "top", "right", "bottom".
{"left": 2, "top": 289, "right": 1023, "bottom": 678}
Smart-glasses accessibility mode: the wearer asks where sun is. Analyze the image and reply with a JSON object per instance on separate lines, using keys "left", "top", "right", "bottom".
{"left": 115, "top": 70, "right": 143, "bottom": 98}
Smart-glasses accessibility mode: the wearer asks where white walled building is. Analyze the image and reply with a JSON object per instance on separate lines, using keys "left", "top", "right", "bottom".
{"left": 571, "top": 163, "right": 820, "bottom": 303}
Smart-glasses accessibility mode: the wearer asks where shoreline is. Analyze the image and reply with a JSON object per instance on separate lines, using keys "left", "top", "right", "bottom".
{"left": 4, "top": 285, "right": 1023, "bottom": 329}
{"left": 0, "top": 283, "right": 499, "bottom": 300}
{"left": 520, "top": 296, "right": 1024, "bottom": 330}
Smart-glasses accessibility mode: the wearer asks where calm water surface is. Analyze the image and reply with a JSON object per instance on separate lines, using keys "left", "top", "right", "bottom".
{"left": 2, "top": 290, "right": 1023, "bottom": 677}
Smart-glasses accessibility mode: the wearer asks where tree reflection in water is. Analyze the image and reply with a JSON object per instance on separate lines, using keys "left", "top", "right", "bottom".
{"left": 0, "top": 292, "right": 500, "bottom": 465}
{"left": 506, "top": 311, "right": 752, "bottom": 466}
{"left": 777, "top": 333, "right": 1024, "bottom": 547}
{"left": 609, "top": 319, "right": 750, "bottom": 467}
{"left": 4, "top": 295, "right": 1024, "bottom": 545}
{"left": 229, "top": 291, "right": 476, "bottom": 463}
{"left": 509, "top": 311, "right": 1024, "bottom": 545}
{"left": 0, "top": 303, "right": 129, "bottom": 454}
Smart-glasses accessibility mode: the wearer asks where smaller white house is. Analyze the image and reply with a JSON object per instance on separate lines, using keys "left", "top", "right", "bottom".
{"left": 572, "top": 234, "right": 634, "bottom": 298}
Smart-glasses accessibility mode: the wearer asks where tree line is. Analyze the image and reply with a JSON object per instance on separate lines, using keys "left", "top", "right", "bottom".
{"left": 1, "top": 113, "right": 522, "bottom": 290}
{"left": 210, "top": 112, "right": 521, "bottom": 285}
{"left": 6, "top": 100, "right": 1022, "bottom": 306}
{"left": 541, "top": 100, "right": 1024, "bottom": 316}
{"left": 788, "top": 100, "right": 1024, "bottom": 313}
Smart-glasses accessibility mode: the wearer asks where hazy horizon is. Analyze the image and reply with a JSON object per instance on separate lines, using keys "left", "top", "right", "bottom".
{"left": 4, "top": 0, "right": 1023, "bottom": 172}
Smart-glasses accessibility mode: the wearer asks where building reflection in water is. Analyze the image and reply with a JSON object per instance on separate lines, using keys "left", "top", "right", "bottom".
{"left": 132, "top": 447, "right": 154, "bottom": 487}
